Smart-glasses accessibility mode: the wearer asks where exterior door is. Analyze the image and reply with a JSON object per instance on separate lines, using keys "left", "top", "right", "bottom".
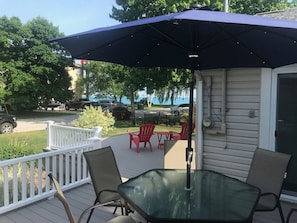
{"left": 276, "top": 73, "right": 297, "bottom": 192}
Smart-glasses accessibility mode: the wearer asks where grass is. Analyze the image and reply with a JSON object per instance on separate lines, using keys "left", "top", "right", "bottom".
{"left": 0, "top": 114, "right": 181, "bottom": 157}
{"left": 0, "top": 130, "right": 47, "bottom": 159}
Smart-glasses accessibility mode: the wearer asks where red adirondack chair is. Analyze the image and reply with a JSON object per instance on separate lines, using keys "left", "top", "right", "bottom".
{"left": 129, "top": 124, "right": 155, "bottom": 153}
{"left": 170, "top": 123, "right": 195, "bottom": 140}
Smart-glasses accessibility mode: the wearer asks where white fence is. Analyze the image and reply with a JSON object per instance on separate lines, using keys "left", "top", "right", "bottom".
{"left": 45, "top": 121, "right": 102, "bottom": 150}
{"left": 0, "top": 123, "right": 103, "bottom": 214}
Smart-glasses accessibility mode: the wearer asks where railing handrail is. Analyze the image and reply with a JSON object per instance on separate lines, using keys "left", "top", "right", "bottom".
{"left": 45, "top": 121, "right": 102, "bottom": 150}
{"left": 0, "top": 123, "right": 103, "bottom": 215}
{"left": 0, "top": 145, "right": 86, "bottom": 167}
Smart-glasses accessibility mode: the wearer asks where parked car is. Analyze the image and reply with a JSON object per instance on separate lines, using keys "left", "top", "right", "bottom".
{"left": 170, "top": 103, "right": 190, "bottom": 116}
{"left": 103, "top": 106, "right": 131, "bottom": 120}
{"left": 65, "top": 99, "right": 96, "bottom": 110}
{"left": 96, "top": 98, "right": 117, "bottom": 108}
{"left": 44, "top": 101, "right": 61, "bottom": 111}
{"left": 0, "top": 113, "right": 17, "bottom": 133}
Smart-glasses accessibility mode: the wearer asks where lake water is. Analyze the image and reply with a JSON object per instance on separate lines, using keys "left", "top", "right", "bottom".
{"left": 119, "top": 96, "right": 190, "bottom": 105}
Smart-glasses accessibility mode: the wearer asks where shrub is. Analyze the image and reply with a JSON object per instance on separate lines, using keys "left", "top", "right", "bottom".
{"left": 71, "top": 106, "right": 115, "bottom": 136}
{"left": 0, "top": 138, "right": 36, "bottom": 161}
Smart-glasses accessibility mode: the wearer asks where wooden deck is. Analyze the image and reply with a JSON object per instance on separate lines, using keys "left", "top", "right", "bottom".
{"left": 1, "top": 134, "right": 297, "bottom": 223}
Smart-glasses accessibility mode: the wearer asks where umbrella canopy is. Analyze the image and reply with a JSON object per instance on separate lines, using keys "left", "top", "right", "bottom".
{"left": 52, "top": 9, "right": 297, "bottom": 70}
{"left": 51, "top": 8, "right": 297, "bottom": 190}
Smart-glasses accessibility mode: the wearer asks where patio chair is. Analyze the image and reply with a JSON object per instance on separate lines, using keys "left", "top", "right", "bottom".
{"left": 129, "top": 124, "right": 155, "bottom": 152}
{"left": 246, "top": 148, "right": 291, "bottom": 223}
{"left": 48, "top": 173, "right": 135, "bottom": 223}
{"left": 169, "top": 123, "right": 195, "bottom": 140}
{"left": 83, "top": 146, "right": 128, "bottom": 223}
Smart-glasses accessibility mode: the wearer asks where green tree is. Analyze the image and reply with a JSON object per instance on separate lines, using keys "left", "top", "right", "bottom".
{"left": 86, "top": 61, "right": 113, "bottom": 96}
{"left": 229, "top": 0, "right": 290, "bottom": 14}
{"left": 111, "top": 0, "right": 223, "bottom": 21}
{"left": 0, "top": 16, "right": 73, "bottom": 111}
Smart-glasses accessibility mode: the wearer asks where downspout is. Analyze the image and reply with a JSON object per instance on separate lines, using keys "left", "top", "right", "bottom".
{"left": 195, "top": 70, "right": 203, "bottom": 170}
{"left": 205, "top": 69, "right": 227, "bottom": 135}
{"left": 221, "top": 69, "right": 227, "bottom": 132}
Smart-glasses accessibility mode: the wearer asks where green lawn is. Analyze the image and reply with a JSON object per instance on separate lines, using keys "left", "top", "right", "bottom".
{"left": 0, "top": 115, "right": 180, "bottom": 160}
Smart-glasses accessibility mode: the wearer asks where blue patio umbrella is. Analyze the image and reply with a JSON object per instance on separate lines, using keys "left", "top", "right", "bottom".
{"left": 51, "top": 7, "right": 297, "bottom": 190}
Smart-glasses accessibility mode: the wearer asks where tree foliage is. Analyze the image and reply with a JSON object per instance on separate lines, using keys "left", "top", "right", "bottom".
{"left": 0, "top": 16, "right": 73, "bottom": 111}
{"left": 229, "top": 0, "right": 290, "bottom": 14}
{"left": 111, "top": 0, "right": 223, "bottom": 22}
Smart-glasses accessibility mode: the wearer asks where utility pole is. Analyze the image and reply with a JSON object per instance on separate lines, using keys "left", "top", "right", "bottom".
{"left": 223, "top": 0, "right": 229, "bottom": 12}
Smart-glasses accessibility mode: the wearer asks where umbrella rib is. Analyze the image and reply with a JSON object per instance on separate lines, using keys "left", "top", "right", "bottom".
{"left": 146, "top": 23, "right": 189, "bottom": 51}
{"left": 224, "top": 26, "right": 273, "bottom": 66}
{"left": 129, "top": 23, "right": 192, "bottom": 67}
{"left": 201, "top": 24, "right": 275, "bottom": 67}
{"left": 70, "top": 27, "right": 155, "bottom": 64}
{"left": 71, "top": 24, "right": 190, "bottom": 67}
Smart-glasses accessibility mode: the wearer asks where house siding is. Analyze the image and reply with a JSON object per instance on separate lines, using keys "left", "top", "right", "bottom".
{"left": 201, "top": 68, "right": 261, "bottom": 181}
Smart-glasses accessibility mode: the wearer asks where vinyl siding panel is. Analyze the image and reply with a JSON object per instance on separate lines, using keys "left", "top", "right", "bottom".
{"left": 201, "top": 68, "right": 261, "bottom": 180}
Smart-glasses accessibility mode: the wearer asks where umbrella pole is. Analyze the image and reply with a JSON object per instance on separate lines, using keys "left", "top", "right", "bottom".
{"left": 185, "top": 71, "right": 194, "bottom": 190}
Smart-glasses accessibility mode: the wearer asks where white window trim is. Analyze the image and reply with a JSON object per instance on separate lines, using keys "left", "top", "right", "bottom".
{"left": 260, "top": 65, "right": 297, "bottom": 151}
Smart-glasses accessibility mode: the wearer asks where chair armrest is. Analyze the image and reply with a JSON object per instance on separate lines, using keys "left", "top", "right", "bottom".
{"left": 129, "top": 132, "right": 139, "bottom": 137}
{"left": 256, "top": 192, "right": 279, "bottom": 210}
{"left": 169, "top": 131, "right": 180, "bottom": 139}
{"left": 78, "top": 201, "right": 114, "bottom": 223}
{"left": 259, "top": 192, "right": 278, "bottom": 200}
{"left": 97, "top": 189, "right": 121, "bottom": 202}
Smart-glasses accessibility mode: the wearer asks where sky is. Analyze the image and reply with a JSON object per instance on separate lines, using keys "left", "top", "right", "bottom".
{"left": 0, "top": 0, "right": 120, "bottom": 35}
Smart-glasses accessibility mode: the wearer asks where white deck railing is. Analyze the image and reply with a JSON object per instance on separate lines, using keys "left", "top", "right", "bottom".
{"left": 45, "top": 121, "right": 102, "bottom": 150}
{"left": 0, "top": 124, "right": 103, "bottom": 214}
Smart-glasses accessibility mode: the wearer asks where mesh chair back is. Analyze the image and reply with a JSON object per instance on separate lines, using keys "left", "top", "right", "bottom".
{"left": 247, "top": 148, "right": 291, "bottom": 197}
{"left": 83, "top": 146, "right": 122, "bottom": 203}
{"left": 48, "top": 173, "right": 76, "bottom": 223}
{"left": 138, "top": 124, "right": 155, "bottom": 142}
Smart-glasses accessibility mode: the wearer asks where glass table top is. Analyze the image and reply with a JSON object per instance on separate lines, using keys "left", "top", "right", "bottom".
{"left": 118, "top": 169, "right": 260, "bottom": 223}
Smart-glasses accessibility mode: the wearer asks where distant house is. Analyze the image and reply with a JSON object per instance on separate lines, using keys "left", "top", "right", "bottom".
{"left": 196, "top": 8, "right": 297, "bottom": 200}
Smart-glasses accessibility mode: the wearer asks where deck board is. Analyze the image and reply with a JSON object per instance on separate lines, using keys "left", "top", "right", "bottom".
{"left": 1, "top": 134, "right": 297, "bottom": 223}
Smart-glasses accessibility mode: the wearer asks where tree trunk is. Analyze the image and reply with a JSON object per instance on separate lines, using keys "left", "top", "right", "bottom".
{"left": 130, "top": 89, "right": 136, "bottom": 125}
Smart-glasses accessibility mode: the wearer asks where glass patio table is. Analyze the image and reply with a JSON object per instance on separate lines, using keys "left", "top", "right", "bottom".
{"left": 118, "top": 169, "right": 260, "bottom": 223}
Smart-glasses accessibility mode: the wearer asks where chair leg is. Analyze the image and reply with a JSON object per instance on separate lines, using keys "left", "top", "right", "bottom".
{"left": 148, "top": 142, "right": 152, "bottom": 152}
{"left": 129, "top": 137, "right": 132, "bottom": 149}
{"left": 277, "top": 200, "right": 285, "bottom": 223}
{"left": 136, "top": 142, "right": 140, "bottom": 153}
{"left": 86, "top": 205, "right": 95, "bottom": 223}
{"left": 86, "top": 195, "right": 100, "bottom": 223}
{"left": 112, "top": 206, "right": 118, "bottom": 214}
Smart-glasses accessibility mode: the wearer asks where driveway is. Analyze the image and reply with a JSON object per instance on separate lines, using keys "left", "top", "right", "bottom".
{"left": 14, "top": 108, "right": 171, "bottom": 133}
{"left": 14, "top": 112, "right": 79, "bottom": 132}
